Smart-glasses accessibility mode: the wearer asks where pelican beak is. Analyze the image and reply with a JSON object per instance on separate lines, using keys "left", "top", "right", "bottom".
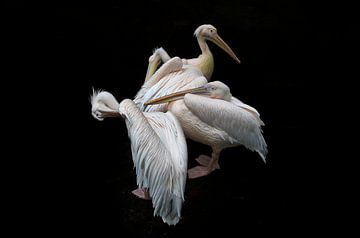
{"left": 92, "top": 109, "right": 121, "bottom": 120}
{"left": 144, "top": 86, "right": 208, "bottom": 105}
{"left": 209, "top": 33, "right": 241, "bottom": 64}
{"left": 103, "top": 110, "right": 121, "bottom": 118}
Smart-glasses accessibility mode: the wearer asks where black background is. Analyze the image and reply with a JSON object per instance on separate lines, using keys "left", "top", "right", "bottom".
{"left": 4, "top": 0, "right": 354, "bottom": 236}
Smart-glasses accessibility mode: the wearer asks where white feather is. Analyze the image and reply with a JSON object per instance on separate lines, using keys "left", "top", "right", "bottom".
{"left": 184, "top": 94, "right": 267, "bottom": 161}
{"left": 134, "top": 57, "right": 183, "bottom": 110}
{"left": 134, "top": 59, "right": 207, "bottom": 113}
{"left": 119, "top": 99, "right": 187, "bottom": 225}
{"left": 230, "top": 97, "right": 264, "bottom": 126}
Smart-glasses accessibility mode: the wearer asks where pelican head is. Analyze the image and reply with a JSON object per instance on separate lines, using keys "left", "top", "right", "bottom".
{"left": 90, "top": 89, "right": 120, "bottom": 121}
{"left": 145, "top": 81, "right": 233, "bottom": 106}
{"left": 202, "top": 81, "right": 232, "bottom": 101}
{"left": 194, "top": 24, "right": 241, "bottom": 64}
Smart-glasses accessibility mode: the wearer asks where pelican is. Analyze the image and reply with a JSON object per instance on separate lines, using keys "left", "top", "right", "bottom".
{"left": 91, "top": 91, "right": 187, "bottom": 225}
{"left": 145, "top": 81, "right": 267, "bottom": 178}
{"left": 144, "top": 24, "right": 241, "bottom": 82}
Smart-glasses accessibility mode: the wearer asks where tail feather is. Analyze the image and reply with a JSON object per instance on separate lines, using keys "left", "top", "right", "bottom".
{"left": 160, "top": 195, "right": 182, "bottom": 225}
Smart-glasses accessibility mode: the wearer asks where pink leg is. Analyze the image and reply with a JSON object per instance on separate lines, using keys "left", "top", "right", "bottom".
{"left": 188, "top": 150, "right": 221, "bottom": 179}
{"left": 195, "top": 155, "right": 220, "bottom": 169}
{"left": 132, "top": 188, "right": 151, "bottom": 200}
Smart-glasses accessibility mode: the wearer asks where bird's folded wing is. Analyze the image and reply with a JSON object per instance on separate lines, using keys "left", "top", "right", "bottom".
{"left": 230, "top": 97, "right": 264, "bottom": 126}
{"left": 134, "top": 57, "right": 183, "bottom": 111}
{"left": 184, "top": 94, "right": 267, "bottom": 160}
{"left": 137, "top": 66, "right": 206, "bottom": 112}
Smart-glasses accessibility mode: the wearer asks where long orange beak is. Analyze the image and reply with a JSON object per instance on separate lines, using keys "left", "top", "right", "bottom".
{"left": 209, "top": 33, "right": 241, "bottom": 64}
{"left": 144, "top": 87, "right": 208, "bottom": 106}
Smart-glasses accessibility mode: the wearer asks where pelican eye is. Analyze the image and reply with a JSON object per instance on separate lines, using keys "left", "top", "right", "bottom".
{"left": 206, "top": 85, "right": 217, "bottom": 91}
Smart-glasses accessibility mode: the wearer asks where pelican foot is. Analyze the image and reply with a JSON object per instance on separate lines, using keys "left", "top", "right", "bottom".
{"left": 195, "top": 155, "right": 220, "bottom": 169}
{"left": 132, "top": 188, "right": 151, "bottom": 200}
{"left": 188, "top": 166, "right": 212, "bottom": 179}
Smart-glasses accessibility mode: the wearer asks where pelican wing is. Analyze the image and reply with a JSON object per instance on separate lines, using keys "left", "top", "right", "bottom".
{"left": 136, "top": 65, "right": 207, "bottom": 112}
{"left": 120, "top": 99, "right": 187, "bottom": 225}
{"left": 184, "top": 94, "right": 267, "bottom": 161}
{"left": 134, "top": 57, "right": 183, "bottom": 111}
{"left": 230, "top": 97, "right": 264, "bottom": 126}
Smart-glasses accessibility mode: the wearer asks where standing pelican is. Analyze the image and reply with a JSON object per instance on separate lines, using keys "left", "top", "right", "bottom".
{"left": 144, "top": 24, "right": 241, "bottom": 82}
{"left": 146, "top": 81, "right": 267, "bottom": 178}
{"left": 91, "top": 91, "right": 187, "bottom": 225}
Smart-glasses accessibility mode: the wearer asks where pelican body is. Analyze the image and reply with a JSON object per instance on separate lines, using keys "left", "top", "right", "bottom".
{"left": 146, "top": 81, "right": 267, "bottom": 178}
{"left": 91, "top": 92, "right": 187, "bottom": 225}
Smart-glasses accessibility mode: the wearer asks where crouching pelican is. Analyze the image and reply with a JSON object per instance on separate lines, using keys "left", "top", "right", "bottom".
{"left": 91, "top": 91, "right": 187, "bottom": 225}
{"left": 146, "top": 81, "right": 267, "bottom": 179}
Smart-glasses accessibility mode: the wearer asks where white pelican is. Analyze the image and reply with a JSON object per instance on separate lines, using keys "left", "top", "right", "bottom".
{"left": 91, "top": 91, "right": 187, "bottom": 225}
{"left": 145, "top": 81, "right": 267, "bottom": 179}
{"left": 144, "top": 24, "right": 241, "bottom": 82}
